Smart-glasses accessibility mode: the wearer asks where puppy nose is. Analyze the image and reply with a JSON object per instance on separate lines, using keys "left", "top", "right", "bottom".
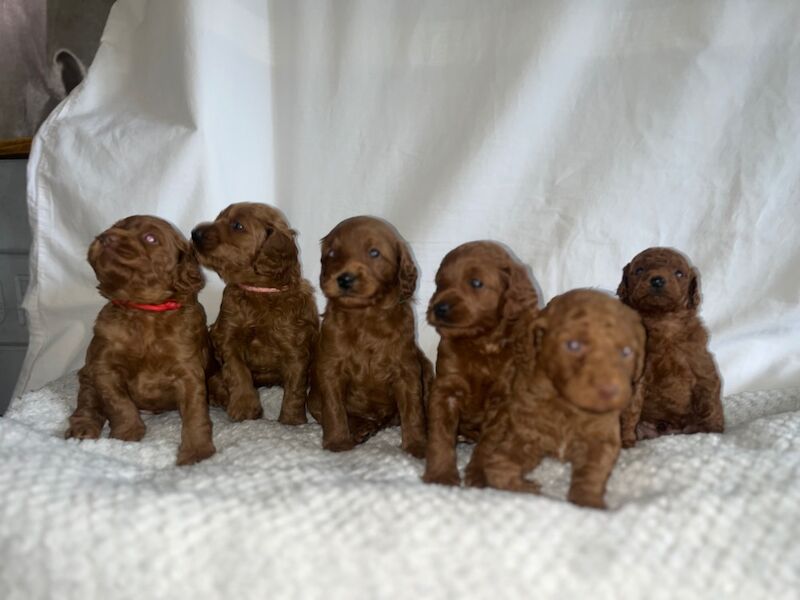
{"left": 597, "top": 383, "right": 620, "bottom": 401}
{"left": 650, "top": 276, "right": 666, "bottom": 288}
{"left": 191, "top": 228, "right": 203, "bottom": 244}
{"left": 337, "top": 273, "right": 355, "bottom": 290}
{"left": 98, "top": 233, "right": 117, "bottom": 247}
{"left": 433, "top": 302, "right": 450, "bottom": 319}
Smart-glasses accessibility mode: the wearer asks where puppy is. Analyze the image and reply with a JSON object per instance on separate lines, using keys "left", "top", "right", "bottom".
{"left": 617, "top": 247, "right": 723, "bottom": 445}
{"left": 192, "top": 202, "right": 319, "bottom": 424}
{"left": 465, "top": 290, "right": 645, "bottom": 508}
{"left": 308, "top": 216, "right": 432, "bottom": 457}
{"left": 66, "top": 216, "right": 216, "bottom": 466}
{"left": 422, "top": 241, "right": 539, "bottom": 486}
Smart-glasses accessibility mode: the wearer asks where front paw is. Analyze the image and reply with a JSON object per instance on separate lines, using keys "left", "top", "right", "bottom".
{"left": 621, "top": 435, "right": 637, "bottom": 449}
{"left": 110, "top": 420, "right": 146, "bottom": 442}
{"left": 177, "top": 440, "right": 216, "bottom": 466}
{"left": 402, "top": 438, "right": 427, "bottom": 459}
{"left": 65, "top": 419, "right": 102, "bottom": 440}
{"left": 323, "top": 436, "right": 355, "bottom": 452}
{"left": 227, "top": 398, "right": 263, "bottom": 422}
{"left": 568, "top": 491, "right": 607, "bottom": 509}
{"left": 422, "top": 468, "right": 461, "bottom": 487}
{"left": 278, "top": 409, "right": 308, "bottom": 426}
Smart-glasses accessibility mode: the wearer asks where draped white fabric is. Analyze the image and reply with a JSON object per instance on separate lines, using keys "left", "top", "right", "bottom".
{"left": 17, "top": 0, "right": 800, "bottom": 396}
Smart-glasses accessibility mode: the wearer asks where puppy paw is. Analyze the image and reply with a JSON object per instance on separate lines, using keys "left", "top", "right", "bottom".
{"left": 402, "top": 439, "right": 427, "bottom": 459}
{"left": 621, "top": 436, "right": 637, "bottom": 449}
{"left": 65, "top": 419, "right": 102, "bottom": 440}
{"left": 176, "top": 440, "right": 216, "bottom": 466}
{"left": 568, "top": 492, "right": 606, "bottom": 509}
{"left": 278, "top": 409, "right": 308, "bottom": 426}
{"left": 323, "top": 437, "right": 356, "bottom": 452}
{"left": 422, "top": 468, "right": 461, "bottom": 487}
{"left": 227, "top": 400, "right": 263, "bottom": 422}
{"left": 110, "top": 421, "right": 146, "bottom": 442}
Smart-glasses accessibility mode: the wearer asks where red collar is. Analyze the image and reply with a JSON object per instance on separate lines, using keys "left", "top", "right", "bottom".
{"left": 112, "top": 299, "right": 182, "bottom": 312}
{"left": 238, "top": 283, "right": 286, "bottom": 294}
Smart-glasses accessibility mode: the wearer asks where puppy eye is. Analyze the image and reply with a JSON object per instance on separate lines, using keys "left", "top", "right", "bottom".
{"left": 266, "top": 227, "right": 274, "bottom": 236}
{"left": 327, "top": 249, "right": 335, "bottom": 258}
{"left": 675, "top": 270, "right": 684, "bottom": 278}
{"left": 143, "top": 233, "right": 158, "bottom": 244}
{"left": 635, "top": 267, "right": 645, "bottom": 275}
{"left": 470, "top": 278, "right": 483, "bottom": 289}
{"left": 231, "top": 221, "right": 245, "bottom": 232}
{"left": 621, "top": 346, "right": 633, "bottom": 358}
{"left": 369, "top": 248, "right": 381, "bottom": 258}
{"left": 565, "top": 340, "right": 582, "bottom": 352}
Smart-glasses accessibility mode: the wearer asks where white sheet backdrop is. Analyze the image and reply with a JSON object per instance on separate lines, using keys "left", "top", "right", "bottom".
{"left": 16, "top": 0, "right": 800, "bottom": 397}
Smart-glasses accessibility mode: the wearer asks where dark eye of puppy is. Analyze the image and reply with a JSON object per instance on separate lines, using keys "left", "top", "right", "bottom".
{"left": 635, "top": 267, "right": 645, "bottom": 275}
{"left": 565, "top": 340, "right": 582, "bottom": 352}
{"left": 266, "top": 227, "right": 274, "bottom": 236}
{"left": 470, "top": 278, "right": 483, "bottom": 289}
{"left": 620, "top": 346, "right": 633, "bottom": 358}
{"left": 369, "top": 248, "right": 380, "bottom": 258}
{"left": 143, "top": 233, "right": 158, "bottom": 245}
{"left": 675, "top": 270, "right": 684, "bottom": 278}
{"left": 231, "top": 221, "right": 245, "bottom": 232}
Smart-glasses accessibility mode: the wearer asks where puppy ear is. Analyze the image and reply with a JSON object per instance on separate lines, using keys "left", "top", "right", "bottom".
{"left": 533, "top": 315, "right": 547, "bottom": 351}
{"left": 616, "top": 262, "right": 631, "bottom": 304}
{"left": 397, "top": 240, "right": 418, "bottom": 301}
{"left": 174, "top": 243, "right": 204, "bottom": 297}
{"left": 254, "top": 228, "right": 298, "bottom": 277}
{"left": 687, "top": 268, "right": 701, "bottom": 310}
{"left": 502, "top": 261, "right": 539, "bottom": 322}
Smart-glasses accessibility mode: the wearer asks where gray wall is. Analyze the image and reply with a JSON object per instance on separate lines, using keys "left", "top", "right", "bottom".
{"left": 0, "top": 159, "right": 31, "bottom": 414}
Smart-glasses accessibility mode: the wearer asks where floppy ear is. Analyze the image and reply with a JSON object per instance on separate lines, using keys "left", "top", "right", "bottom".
{"left": 687, "top": 267, "right": 701, "bottom": 310}
{"left": 502, "top": 261, "right": 539, "bottom": 322}
{"left": 616, "top": 262, "right": 631, "bottom": 304}
{"left": 254, "top": 228, "right": 299, "bottom": 276}
{"left": 633, "top": 318, "right": 647, "bottom": 382}
{"left": 174, "top": 243, "right": 205, "bottom": 297}
{"left": 397, "top": 240, "right": 418, "bottom": 301}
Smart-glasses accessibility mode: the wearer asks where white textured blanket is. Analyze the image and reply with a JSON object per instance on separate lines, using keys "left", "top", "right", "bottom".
{"left": 1, "top": 376, "right": 798, "bottom": 599}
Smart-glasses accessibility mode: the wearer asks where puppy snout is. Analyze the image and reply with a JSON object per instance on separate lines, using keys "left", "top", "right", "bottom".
{"left": 650, "top": 276, "right": 666, "bottom": 289}
{"left": 190, "top": 227, "right": 204, "bottom": 244}
{"left": 433, "top": 302, "right": 451, "bottom": 320}
{"left": 98, "top": 232, "right": 117, "bottom": 247}
{"left": 596, "top": 383, "right": 620, "bottom": 402}
{"left": 337, "top": 272, "right": 356, "bottom": 290}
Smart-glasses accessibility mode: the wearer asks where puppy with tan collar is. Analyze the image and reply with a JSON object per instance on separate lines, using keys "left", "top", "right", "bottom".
{"left": 192, "top": 202, "right": 319, "bottom": 424}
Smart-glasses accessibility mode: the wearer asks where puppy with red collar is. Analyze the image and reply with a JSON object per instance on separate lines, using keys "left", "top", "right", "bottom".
{"left": 192, "top": 202, "right": 319, "bottom": 424}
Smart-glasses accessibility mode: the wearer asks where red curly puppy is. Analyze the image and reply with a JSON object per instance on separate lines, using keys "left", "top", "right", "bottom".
{"left": 66, "top": 215, "right": 216, "bottom": 466}
{"left": 308, "top": 216, "right": 432, "bottom": 457}
{"left": 465, "top": 290, "right": 645, "bottom": 508}
{"left": 422, "top": 241, "right": 539, "bottom": 486}
{"left": 192, "top": 202, "right": 319, "bottom": 424}
{"left": 617, "top": 247, "right": 723, "bottom": 445}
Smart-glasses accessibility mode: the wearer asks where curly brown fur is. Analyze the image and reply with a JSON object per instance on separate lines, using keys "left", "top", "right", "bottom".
{"left": 192, "top": 202, "right": 319, "bottom": 424}
{"left": 422, "top": 241, "right": 539, "bottom": 486}
{"left": 465, "top": 290, "right": 645, "bottom": 509}
{"left": 616, "top": 247, "right": 723, "bottom": 446}
{"left": 307, "top": 216, "right": 432, "bottom": 457}
{"left": 66, "top": 216, "right": 215, "bottom": 466}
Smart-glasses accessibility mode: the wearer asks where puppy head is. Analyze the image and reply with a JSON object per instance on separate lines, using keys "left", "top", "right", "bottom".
{"left": 617, "top": 247, "right": 700, "bottom": 314}
{"left": 191, "top": 202, "right": 299, "bottom": 286}
{"left": 88, "top": 215, "right": 203, "bottom": 303}
{"left": 320, "top": 216, "right": 417, "bottom": 308}
{"left": 427, "top": 241, "right": 538, "bottom": 338}
{"left": 534, "top": 289, "right": 645, "bottom": 413}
